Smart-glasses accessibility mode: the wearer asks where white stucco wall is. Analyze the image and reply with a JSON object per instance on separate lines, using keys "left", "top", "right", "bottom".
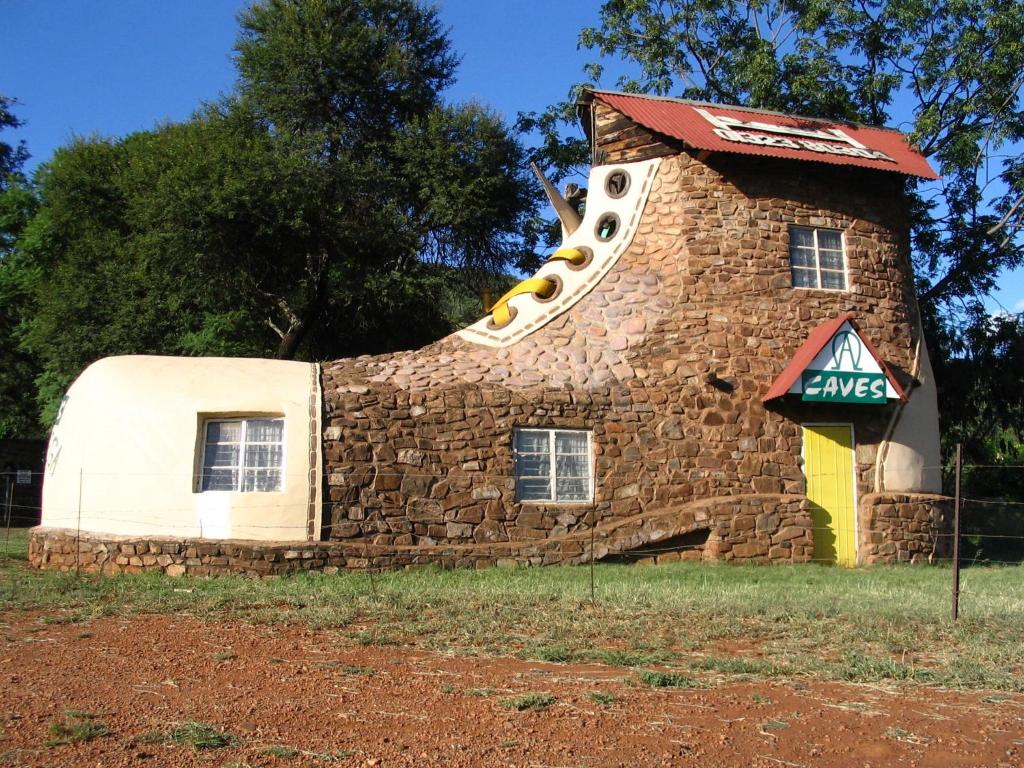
{"left": 41, "top": 356, "right": 321, "bottom": 541}
{"left": 882, "top": 341, "right": 943, "bottom": 493}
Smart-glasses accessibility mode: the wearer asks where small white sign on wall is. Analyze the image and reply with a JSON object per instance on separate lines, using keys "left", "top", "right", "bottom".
{"left": 16, "top": 470, "right": 32, "bottom": 485}
{"left": 196, "top": 493, "right": 232, "bottom": 539}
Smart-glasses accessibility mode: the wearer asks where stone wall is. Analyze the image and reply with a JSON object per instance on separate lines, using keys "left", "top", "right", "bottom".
{"left": 29, "top": 494, "right": 813, "bottom": 576}
{"left": 317, "top": 141, "right": 930, "bottom": 564}
{"left": 861, "top": 493, "right": 953, "bottom": 564}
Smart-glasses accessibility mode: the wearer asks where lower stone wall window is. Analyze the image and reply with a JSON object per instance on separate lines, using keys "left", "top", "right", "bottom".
{"left": 199, "top": 418, "right": 284, "bottom": 492}
{"left": 514, "top": 428, "right": 592, "bottom": 503}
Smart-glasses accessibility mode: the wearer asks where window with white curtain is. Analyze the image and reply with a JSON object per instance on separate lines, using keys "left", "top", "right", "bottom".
{"left": 199, "top": 418, "right": 284, "bottom": 492}
{"left": 514, "top": 428, "right": 592, "bottom": 503}
{"left": 789, "top": 226, "right": 847, "bottom": 290}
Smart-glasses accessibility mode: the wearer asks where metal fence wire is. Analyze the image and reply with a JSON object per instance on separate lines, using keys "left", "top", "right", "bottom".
{"left": 1, "top": 445, "right": 1023, "bottom": 615}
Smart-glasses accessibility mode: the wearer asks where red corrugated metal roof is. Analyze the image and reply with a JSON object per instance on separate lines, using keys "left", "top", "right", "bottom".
{"left": 762, "top": 313, "right": 906, "bottom": 402}
{"left": 588, "top": 91, "right": 938, "bottom": 180}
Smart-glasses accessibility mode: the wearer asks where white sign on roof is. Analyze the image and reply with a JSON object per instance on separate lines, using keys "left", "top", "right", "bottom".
{"left": 695, "top": 108, "right": 897, "bottom": 163}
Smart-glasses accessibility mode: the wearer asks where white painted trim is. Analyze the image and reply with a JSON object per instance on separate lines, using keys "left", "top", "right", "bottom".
{"left": 513, "top": 427, "right": 594, "bottom": 504}
{"left": 800, "top": 422, "right": 859, "bottom": 563}
{"left": 311, "top": 362, "right": 323, "bottom": 542}
{"left": 457, "top": 158, "right": 662, "bottom": 348}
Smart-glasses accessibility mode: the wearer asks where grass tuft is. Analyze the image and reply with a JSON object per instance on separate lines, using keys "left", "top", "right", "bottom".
{"left": 637, "top": 670, "right": 699, "bottom": 688}
{"left": 691, "top": 657, "right": 783, "bottom": 676}
{"left": 587, "top": 691, "right": 618, "bottom": 705}
{"left": 261, "top": 744, "right": 300, "bottom": 758}
{"left": 139, "top": 722, "right": 238, "bottom": 751}
{"left": 502, "top": 693, "right": 555, "bottom": 711}
{"left": 46, "top": 718, "right": 109, "bottom": 747}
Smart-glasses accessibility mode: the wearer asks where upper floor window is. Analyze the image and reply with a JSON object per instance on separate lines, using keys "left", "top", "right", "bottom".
{"left": 789, "top": 226, "right": 847, "bottom": 291}
{"left": 514, "top": 428, "right": 592, "bottom": 503}
{"left": 199, "top": 417, "right": 284, "bottom": 492}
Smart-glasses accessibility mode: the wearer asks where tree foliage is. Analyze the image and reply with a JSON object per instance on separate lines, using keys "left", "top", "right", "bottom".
{"left": 0, "top": 95, "right": 42, "bottom": 438}
{"left": 4, "top": 0, "right": 541, "bottom": 432}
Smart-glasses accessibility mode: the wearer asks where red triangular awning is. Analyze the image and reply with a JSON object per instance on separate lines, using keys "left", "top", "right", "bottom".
{"left": 762, "top": 313, "right": 906, "bottom": 402}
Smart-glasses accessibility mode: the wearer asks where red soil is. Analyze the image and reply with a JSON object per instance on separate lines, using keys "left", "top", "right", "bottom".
{"left": 0, "top": 613, "right": 1021, "bottom": 767}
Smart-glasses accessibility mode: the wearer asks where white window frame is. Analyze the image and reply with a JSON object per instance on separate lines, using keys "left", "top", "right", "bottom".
{"left": 198, "top": 417, "right": 286, "bottom": 493}
{"left": 788, "top": 225, "right": 849, "bottom": 291}
{"left": 513, "top": 428, "right": 594, "bottom": 504}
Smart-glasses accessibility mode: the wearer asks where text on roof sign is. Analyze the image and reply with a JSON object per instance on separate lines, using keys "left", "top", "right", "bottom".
{"left": 695, "top": 108, "right": 897, "bottom": 163}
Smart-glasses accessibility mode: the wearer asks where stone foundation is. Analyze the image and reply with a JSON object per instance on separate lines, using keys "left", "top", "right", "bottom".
{"left": 861, "top": 493, "right": 953, "bottom": 564}
{"left": 29, "top": 494, "right": 815, "bottom": 576}
{"left": 30, "top": 492, "right": 953, "bottom": 575}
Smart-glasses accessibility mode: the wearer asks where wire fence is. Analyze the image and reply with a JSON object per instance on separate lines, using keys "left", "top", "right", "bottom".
{"left": 2, "top": 448, "right": 1023, "bottom": 617}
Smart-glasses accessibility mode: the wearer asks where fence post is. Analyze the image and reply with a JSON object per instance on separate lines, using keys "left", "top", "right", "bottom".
{"left": 589, "top": 512, "right": 596, "bottom": 605}
{"left": 951, "top": 443, "right": 962, "bottom": 622}
{"left": 3, "top": 474, "right": 13, "bottom": 558}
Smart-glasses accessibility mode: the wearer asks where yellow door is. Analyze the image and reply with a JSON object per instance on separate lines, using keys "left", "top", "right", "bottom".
{"left": 803, "top": 425, "right": 857, "bottom": 566}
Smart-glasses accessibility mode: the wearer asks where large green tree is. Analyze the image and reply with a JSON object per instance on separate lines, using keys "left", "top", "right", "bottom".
{"left": 0, "top": 95, "right": 42, "bottom": 438}
{"left": 9, "top": 0, "right": 541, "bottom": 427}
{"left": 526, "top": 0, "right": 1024, "bottom": 472}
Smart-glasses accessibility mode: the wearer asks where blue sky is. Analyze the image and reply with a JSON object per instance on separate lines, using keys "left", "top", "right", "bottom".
{"left": 4, "top": 0, "right": 1021, "bottom": 312}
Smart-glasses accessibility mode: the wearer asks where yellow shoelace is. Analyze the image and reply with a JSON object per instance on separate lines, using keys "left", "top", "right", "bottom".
{"left": 490, "top": 248, "right": 586, "bottom": 327}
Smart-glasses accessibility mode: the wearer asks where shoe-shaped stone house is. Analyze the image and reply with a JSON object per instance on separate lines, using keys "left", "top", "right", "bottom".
{"left": 31, "top": 90, "right": 950, "bottom": 576}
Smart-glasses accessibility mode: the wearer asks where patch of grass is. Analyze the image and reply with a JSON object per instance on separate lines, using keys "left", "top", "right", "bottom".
{"left": 465, "top": 687, "right": 493, "bottom": 697}
{"left": 759, "top": 719, "right": 790, "bottom": 732}
{"left": 529, "top": 645, "right": 572, "bottom": 663}
{"left": 439, "top": 683, "right": 455, "bottom": 694}
{"left": 522, "top": 645, "right": 672, "bottom": 667}
{"left": 213, "top": 651, "right": 237, "bottom": 662}
{"left": 691, "top": 657, "right": 783, "bottom": 676}
{"left": 39, "top": 613, "right": 88, "bottom": 626}
{"left": 752, "top": 694, "right": 772, "bottom": 704}
{"left": 982, "top": 694, "right": 1012, "bottom": 703}
{"left": 0, "top": 750, "right": 21, "bottom": 765}
{"left": 500, "top": 740, "right": 519, "bottom": 748}
{"left": 351, "top": 630, "right": 400, "bottom": 647}
{"left": 3, "top": 556, "right": 1024, "bottom": 691}
{"left": 637, "top": 670, "right": 699, "bottom": 688}
{"left": 587, "top": 691, "right": 618, "bottom": 705}
{"left": 837, "top": 652, "right": 935, "bottom": 684}
{"left": 261, "top": 744, "right": 300, "bottom": 758}
{"left": 62, "top": 709, "right": 97, "bottom": 720}
{"left": 139, "top": 722, "right": 237, "bottom": 751}
{"left": 0, "top": 529, "right": 29, "bottom": 561}
{"left": 582, "top": 648, "right": 673, "bottom": 667}
{"left": 46, "top": 718, "right": 110, "bottom": 747}
{"left": 502, "top": 693, "right": 555, "bottom": 711}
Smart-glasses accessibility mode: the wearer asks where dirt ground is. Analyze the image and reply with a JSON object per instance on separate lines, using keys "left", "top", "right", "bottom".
{"left": 0, "top": 613, "right": 1021, "bottom": 768}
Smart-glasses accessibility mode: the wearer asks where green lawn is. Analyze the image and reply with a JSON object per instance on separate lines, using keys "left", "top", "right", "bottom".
{"left": 2, "top": 528, "right": 1022, "bottom": 690}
